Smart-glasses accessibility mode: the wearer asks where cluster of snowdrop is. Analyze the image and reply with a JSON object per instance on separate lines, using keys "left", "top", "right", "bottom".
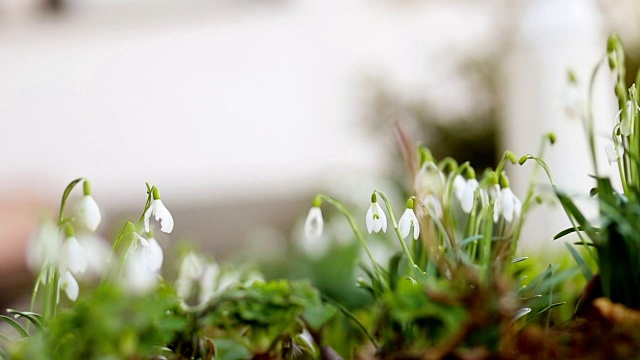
{"left": 302, "top": 148, "right": 525, "bottom": 279}
{"left": 304, "top": 160, "right": 522, "bottom": 244}
{"left": 174, "top": 252, "right": 263, "bottom": 308}
{"left": 26, "top": 179, "right": 174, "bottom": 305}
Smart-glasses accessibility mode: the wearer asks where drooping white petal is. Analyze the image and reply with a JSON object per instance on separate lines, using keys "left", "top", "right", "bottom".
{"left": 143, "top": 206, "right": 152, "bottom": 233}
{"left": 76, "top": 232, "right": 110, "bottom": 277}
{"left": 145, "top": 238, "right": 164, "bottom": 272}
{"left": 424, "top": 195, "right": 442, "bottom": 219}
{"left": 453, "top": 175, "right": 466, "bottom": 202}
{"left": 59, "top": 270, "right": 79, "bottom": 302}
{"left": 513, "top": 195, "right": 523, "bottom": 220}
{"left": 60, "top": 237, "right": 87, "bottom": 275}
{"left": 415, "top": 162, "right": 446, "bottom": 197}
{"left": 75, "top": 195, "right": 102, "bottom": 231}
{"left": 605, "top": 142, "right": 617, "bottom": 165}
{"left": 134, "top": 233, "right": 150, "bottom": 248}
{"left": 123, "top": 248, "right": 158, "bottom": 295}
{"left": 501, "top": 188, "right": 516, "bottom": 222}
{"left": 199, "top": 263, "right": 220, "bottom": 304}
{"left": 304, "top": 207, "right": 323, "bottom": 241}
{"left": 399, "top": 208, "right": 419, "bottom": 239}
{"left": 491, "top": 185, "right": 502, "bottom": 223}
{"left": 366, "top": 202, "right": 387, "bottom": 234}
{"left": 152, "top": 200, "right": 174, "bottom": 233}
{"left": 479, "top": 189, "right": 489, "bottom": 208}
{"left": 365, "top": 204, "right": 375, "bottom": 233}
{"left": 411, "top": 212, "right": 420, "bottom": 239}
{"left": 461, "top": 179, "right": 479, "bottom": 213}
{"left": 26, "top": 220, "right": 62, "bottom": 273}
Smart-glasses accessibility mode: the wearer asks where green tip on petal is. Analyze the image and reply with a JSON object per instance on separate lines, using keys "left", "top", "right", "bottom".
{"left": 418, "top": 147, "right": 434, "bottom": 165}
{"left": 488, "top": 172, "right": 499, "bottom": 185}
{"left": 518, "top": 155, "right": 529, "bottom": 165}
{"left": 152, "top": 187, "right": 161, "bottom": 200}
{"left": 83, "top": 180, "right": 92, "bottom": 196}
{"left": 64, "top": 223, "right": 75, "bottom": 238}
{"left": 547, "top": 132, "right": 557, "bottom": 145}
{"left": 371, "top": 192, "right": 377, "bottom": 203}
{"left": 500, "top": 172, "right": 510, "bottom": 188}
{"left": 465, "top": 166, "right": 476, "bottom": 179}
{"left": 406, "top": 198, "right": 414, "bottom": 209}
{"left": 123, "top": 221, "right": 137, "bottom": 235}
{"left": 505, "top": 151, "right": 518, "bottom": 164}
{"left": 312, "top": 195, "right": 323, "bottom": 208}
{"left": 567, "top": 70, "right": 577, "bottom": 84}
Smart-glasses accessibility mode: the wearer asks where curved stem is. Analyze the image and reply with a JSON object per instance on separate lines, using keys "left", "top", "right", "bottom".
{"left": 374, "top": 191, "right": 416, "bottom": 270}
{"left": 317, "top": 195, "right": 385, "bottom": 281}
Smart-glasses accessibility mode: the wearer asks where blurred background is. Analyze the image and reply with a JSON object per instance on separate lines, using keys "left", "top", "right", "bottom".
{"left": 1, "top": 0, "right": 639, "bottom": 308}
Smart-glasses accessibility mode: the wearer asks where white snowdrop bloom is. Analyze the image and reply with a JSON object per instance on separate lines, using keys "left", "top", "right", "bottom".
{"left": 365, "top": 194, "right": 387, "bottom": 234}
{"left": 75, "top": 195, "right": 101, "bottom": 232}
{"left": 76, "top": 232, "right": 110, "bottom": 278}
{"left": 304, "top": 207, "right": 323, "bottom": 241}
{"left": 415, "top": 162, "right": 445, "bottom": 197}
{"left": 176, "top": 253, "right": 205, "bottom": 299}
{"left": 461, "top": 178, "right": 479, "bottom": 213}
{"left": 616, "top": 101, "right": 638, "bottom": 136}
{"left": 58, "top": 270, "right": 79, "bottom": 302}
{"left": 26, "top": 220, "right": 62, "bottom": 275}
{"left": 605, "top": 141, "right": 623, "bottom": 165}
{"left": 60, "top": 228, "right": 87, "bottom": 275}
{"left": 479, "top": 189, "right": 490, "bottom": 208}
{"left": 144, "top": 187, "right": 174, "bottom": 233}
{"left": 145, "top": 237, "right": 164, "bottom": 272}
{"left": 489, "top": 185, "right": 502, "bottom": 223}
{"left": 423, "top": 195, "right": 442, "bottom": 219}
{"left": 453, "top": 175, "right": 466, "bottom": 202}
{"left": 198, "top": 263, "right": 220, "bottom": 304}
{"left": 123, "top": 247, "right": 158, "bottom": 295}
{"left": 398, "top": 201, "right": 420, "bottom": 240}
{"left": 500, "top": 187, "right": 521, "bottom": 223}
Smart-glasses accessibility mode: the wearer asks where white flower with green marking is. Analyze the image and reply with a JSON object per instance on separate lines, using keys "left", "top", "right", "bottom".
{"left": 365, "top": 193, "right": 387, "bottom": 234}
{"left": 144, "top": 186, "right": 174, "bottom": 233}
{"left": 398, "top": 199, "right": 420, "bottom": 240}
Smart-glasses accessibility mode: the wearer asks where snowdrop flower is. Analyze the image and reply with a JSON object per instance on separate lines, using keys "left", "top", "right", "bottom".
{"left": 606, "top": 140, "right": 623, "bottom": 165}
{"left": 304, "top": 196, "right": 323, "bottom": 241}
{"left": 26, "top": 219, "right": 62, "bottom": 275}
{"left": 144, "top": 186, "right": 174, "bottom": 233}
{"left": 76, "top": 232, "right": 110, "bottom": 278}
{"left": 365, "top": 193, "right": 387, "bottom": 234}
{"left": 176, "top": 253, "right": 205, "bottom": 299}
{"left": 616, "top": 100, "right": 638, "bottom": 136}
{"left": 58, "top": 270, "right": 79, "bottom": 302}
{"left": 398, "top": 199, "right": 420, "bottom": 240}
{"left": 74, "top": 180, "right": 101, "bottom": 231}
{"left": 123, "top": 247, "right": 158, "bottom": 295}
{"left": 461, "top": 178, "right": 479, "bottom": 213}
{"left": 489, "top": 184, "right": 502, "bottom": 223}
{"left": 415, "top": 161, "right": 445, "bottom": 198}
{"left": 500, "top": 187, "right": 522, "bottom": 223}
{"left": 59, "top": 224, "right": 87, "bottom": 275}
{"left": 199, "top": 263, "right": 220, "bottom": 304}
{"left": 423, "top": 194, "right": 442, "bottom": 219}
{"left": 453, "top": 175, "right": 466, "bottom": 201}
{"left": 131, "top": 233, "right": 163, "bottom": 273}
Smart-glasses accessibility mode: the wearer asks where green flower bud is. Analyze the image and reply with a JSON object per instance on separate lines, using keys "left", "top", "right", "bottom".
{"left": 152, "top": 187, "right": 161, "bottom": 200}
{"left": 499, "top": 172, "right": 510, "bottom": 188}
{"left": 371, "top": 192, "right": 377, "bottom": 203}
{"left": 419, "top": 147, "right": 434, "bottom": 165}
{"left": 64, "top": 223, "right": 75, "bottom": 238}
{"left": 547, "top": 132, "right": 556, "bottom": 145}
{"left": 465, "top": 166, "right": 476, "bottom": 179}
{"left": 505, "top": 151, "right": 518, "bottom": 164}
{"left": 83, "top": 180, "right": 92, "bottom": 196}
{"left": 487, "top": 171, "right": 499, "bottom": 185}
{"left": 312, "top": 195, "right": 323, "bottom": 208}
{"left": 406, "top": 198, "right": 414, "bottom": 209}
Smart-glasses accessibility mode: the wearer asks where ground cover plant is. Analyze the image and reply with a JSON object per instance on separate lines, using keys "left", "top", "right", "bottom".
{"left": 2, "top": 34, "right": 640, "bottom": 359}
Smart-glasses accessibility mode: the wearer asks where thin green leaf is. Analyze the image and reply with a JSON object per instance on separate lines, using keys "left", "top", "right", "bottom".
{"left": 565, "top": 243, "right": 593, "bottom": 281}
{"left": 0, "top": 315, "right": 29, "bottom": 338}
{"left": 7, "top": 309, "right": 43, "bottom": 330}
{"left": 511, "top": 257, "right": 528, "bottom": 264}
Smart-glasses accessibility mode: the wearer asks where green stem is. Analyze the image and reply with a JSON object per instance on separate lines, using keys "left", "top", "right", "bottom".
{"left": 318, "top": 195, "right": 386, "bottom": 281}
{"left": 374, "top": 191, "right": 416, "bottom": 271}
{"left": 58, "top": 178, "right": 83, "bottom": 225}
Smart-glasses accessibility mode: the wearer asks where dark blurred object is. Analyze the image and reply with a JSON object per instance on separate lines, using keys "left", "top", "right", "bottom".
{"left": 363, "top": 57, "right": 499, "bottom": 173}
